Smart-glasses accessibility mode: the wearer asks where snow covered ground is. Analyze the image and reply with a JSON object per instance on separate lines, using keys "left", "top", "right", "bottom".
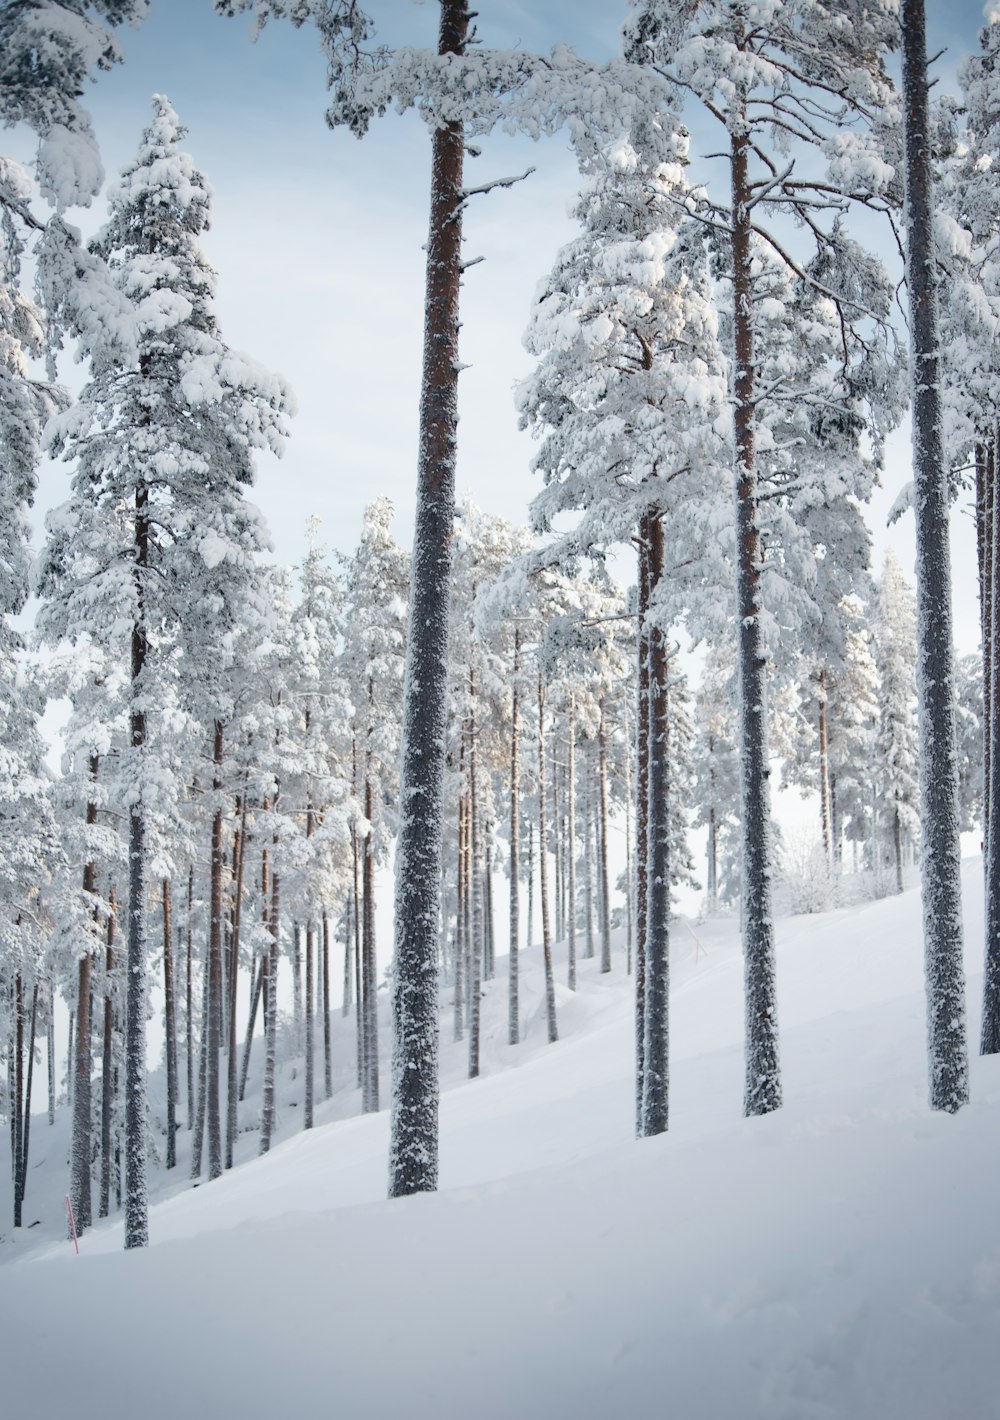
{"left": 3, "top": 860, "right": 998, "bottom": 1419}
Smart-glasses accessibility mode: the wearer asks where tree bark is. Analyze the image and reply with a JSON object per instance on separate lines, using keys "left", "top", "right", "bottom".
{"left": 567, "top": 697, "right": 577, "bottom": 990}
{"left": 125, "top": 484, "right": 150, "bottom": 1248}
{"left": 598, "top": 702, "right": 612, "bottom": 973}
{"left": 387, "top": 0, "right": 469, "bottom": 1197}
{"left": 537, "top": 673, "right": 559, "bottom": 1044}
{"left": 634, "top": 516, "right": 652, "bottom": 1131}
{"left": 206, "top": 720, "right": 225, "bottom": 1182}
{"left": 508, "top": 630, "right": 521, "bottom": 1044}
{"left": 731, "top": 100, "right": 781, "bottom": 1118}
{"left": 163, "top": 878, "right": 178, "bottom": 1170}
{"left": 362, "top": 777, "right": 379, "bottom": 1113}
{"left": 71, "top": 757, "right": 99, "bottom": 1230}
{"left": 99, "top": 899, "right": 116, "bottom": 1218}
{"left": 642, "top": 514, "right": 670, "bottom": 1137}
{"left": 901, "top": 0, "right": 969, "bottom": 1109}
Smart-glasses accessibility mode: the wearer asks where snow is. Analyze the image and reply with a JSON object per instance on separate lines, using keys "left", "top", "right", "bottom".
{"left": 2, "top": 858, "right": 998, "bottom": 1416}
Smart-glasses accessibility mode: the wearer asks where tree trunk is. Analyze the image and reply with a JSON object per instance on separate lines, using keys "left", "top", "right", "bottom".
{"left": 206, "top": 720, "right": 225, "bottom": 1182}
{"left": 453, "top": 773, "right": 466, "bottom": 1043}
{"left": 598, "top": 702, "right": 612, "bottom": 973}
{"left": 635, "top": 514, "right": 652, "bottom": 1132}
{"left": 537, "top": 674, "right": 558, "bottom": 1044}
{"left": 304, "top": 922, "right": 315, "bottom": 1129}
{"left": 983, "top": 427, "right": 1000, "bottom": 1052}
{"left": 323, "top": 913, "right": 332, "bottom": 1099}
{"left": 567, "top": 697, "right": 577, "bottom": 990}
{"left": 901, "top": 0, "right": 969, "bottom": 1109}
{"left": 387, "top": 0, "right": 469, "bottom": 1198}
{"left": 642, "top": 514, "right": 670, "bottom": 1137}
{"left": 12, "top": 973, "right": 23, "bottom": 1227}
{"left": 259, "top": 841, "right": 280, "bottom": 1155}
{"left": 817, "top": 669, "right": 832, "bottom": 864}
{"left": 125, "top": 486, "right": 149, "bottom": 1249}
{"left": 163, "top": 879, "right": 178, "bottom": 1171}
{"left": 468, "top": 712, "right": 484, "bottom": 1080}
{"left": 731, "top": 101, "right": 781, "bottom": 1119}
{"left": 46, "top": 982, "right": 55, "bottom": 1127}
{"left": 226, "top": 793, "right": 247, "bottom": 1169}
{"left": 976, "top": 441, "right": 992, "bottom": 848}
{"left": 185, "top": 864, "right": 194, "bottom": 1130}
{"left": 71, "top": 758, "right": 99, "bottom": 1231}
{"left": 508, "top": 630, "right": 520, "bottom": 1045}
{"left": 362, "top": 778, "right": 379, "bottom": 1113}
{"left": 99, "top": 899, "right": 116, "bottom": 1219}
{"left": 238, "top": 954, "right": 262, "bottom": 1103}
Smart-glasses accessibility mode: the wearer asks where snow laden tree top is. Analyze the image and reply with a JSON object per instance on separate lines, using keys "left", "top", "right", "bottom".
{"left": 519, "top": 122, "right": 731, "bottom": 642}
{"left": 215, "top": 0, "right": 675, "bottom": 153}
{"left": 39, "top": 94, "right": 293, "bottom": 703}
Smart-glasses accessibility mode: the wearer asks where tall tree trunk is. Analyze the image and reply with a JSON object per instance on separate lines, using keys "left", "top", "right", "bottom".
{"left": 598, "top": 702, "right": 612, "bottom": 973}
{"left": 18, "top": 983, "right": 37, "bottom": 1224}
{"left": 304, "top": 922, "right": 315, "bottom": 1129}
{"left": 206, "top": 720, "right": 225, "bottom": 1182}
{"left": 190, "top": 939, "right": 210, "bottom": 1179}
{"left": 526, "top": 819, "right": 534, "bottom": 952}
{"left": 984, "top": 426, "right": 1000, "bottom": 1051}
{"left": 584, "top": 767, "right": 596, "bottom": 962}
{"left": 508, "top": 630, "right": 521, "bottom": 1045}
{"left": 642, "top": 514, "right": 670, "bottom": 1137}
{"left": 163, "top": 879, "right": 178, "bottom": 1171}
{"left": 226, "top": 792, "right": 247, "bottom": 1169}
{"left": 567, "top": 697, "right": 577, "bottom": 991}
{"left": 12, "top": 973, "right": 23, "bottom": 1227}
{"left": 185, "top": 864, "right": 194, "bottom": 1130}
{"left": 125, "top": 484, "right": 150, "bottom": 1249}
{"left": 817, "top": 669, "right": 832, "bottom": 864}
{"left": 635, "top": 517, "right": 651, "bottom": 1132}
{"left": 99, "top": 899, "right": 116, "bottom": 1219}
{"left": 342, "top": 899, "right": 353, "bottom": 1019}
{"left": 259, "top": 841, "right": 280, "bottom": 1155}
{"left": 537, "top": 674, "right": 558, "bottom": 1044}
{"left": 454, "top": 761, "right": 467, "bottom": 1042}
{"left": 323, "top": 913, "right": 332, "bottom": 1099}
{"left": 238, "top": 954, "right": 262, "bottom": 1103}
{"left": 46, "top": 981, "right": 55, "bottom": 1127}
{"left": 71, "top": 756, "right": 99, "bottom": 1231}
{"left": 976, "top": 441, "right": 992, "bottom": 849}
{"left": 731, "top": 98, "right": 781, "bottom": 1119}
{"left": 362, "top": 778, "right": 379, "bottom": 1113}
{"left": 388, "top": 0, "right": 469, "bottom": 1198}
{"left": 468, "top": 711, "right": 484, "bottom": 1080}
{"left": 901, "top": 0, "right": 969, "bottom": 1108}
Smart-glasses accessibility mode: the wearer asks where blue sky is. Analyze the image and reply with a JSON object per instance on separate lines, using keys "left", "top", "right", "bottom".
{"left": 27, "top": 0, "right": 1000, "bottom": 655}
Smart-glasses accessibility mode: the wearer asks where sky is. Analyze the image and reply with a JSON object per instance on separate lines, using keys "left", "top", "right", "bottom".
{"left": 20, "top": 0, "right": 1000, "bottom": 663}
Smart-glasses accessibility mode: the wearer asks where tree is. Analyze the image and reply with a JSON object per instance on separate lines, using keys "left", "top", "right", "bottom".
{"left": 38, "top": 96, "right": 291, "bottom": 1243}
{"left": 218, "top": 0, "right": 676, "bottom": 1198}
{"left": 873, "top": 554, "right": 920, "bottom": 893}
{"left": 626, "top": 0, "right": 901, "bottom": 1117}
{"left": 900, "top": 0, "right": 968, "bottom": 1109}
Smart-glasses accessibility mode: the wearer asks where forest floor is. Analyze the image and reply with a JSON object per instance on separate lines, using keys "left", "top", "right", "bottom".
{"left": 2, "top": 858, "right": 998, "bottom": 1419}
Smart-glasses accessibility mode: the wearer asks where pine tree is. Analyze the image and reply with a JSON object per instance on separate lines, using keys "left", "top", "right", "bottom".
{"left": 38, "top": 96, "right": 291, "bottom": 1242}
{"left": 626, "top": 0, "right": 902, "bottom": 1116}
{"left": 899, "top": 0, "right": 969, "bottom": 1109}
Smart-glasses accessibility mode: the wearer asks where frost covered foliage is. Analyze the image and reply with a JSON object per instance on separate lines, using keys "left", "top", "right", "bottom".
{"left": 38, "top": 95, "right": 292, "bottom": 682}
{"left": 0, "top": 0, "right": 148, "bottom": 210}
{"left": 216, "top": 0, "right": 674, "bottom": 154}
{"left": 716, "top": 237, "right": 896, "bottom": 673}
{"left": 519, "top": 123, "right": 730, "bottom": 622}
{"left": 935, "top": 22, "right": 1000, "bottom": 463}
{"left": 0, "top": 2, "right": 149, "bottom": 365}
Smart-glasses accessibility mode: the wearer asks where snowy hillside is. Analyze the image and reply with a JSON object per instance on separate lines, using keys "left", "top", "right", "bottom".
{"left": 2, "top": 859, "right": 998, "bottom": 1420}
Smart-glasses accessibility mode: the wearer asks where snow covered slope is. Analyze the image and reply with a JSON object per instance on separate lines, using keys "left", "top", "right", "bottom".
{"left": 3, "top": 860, "right": 998, "bottom": 1420}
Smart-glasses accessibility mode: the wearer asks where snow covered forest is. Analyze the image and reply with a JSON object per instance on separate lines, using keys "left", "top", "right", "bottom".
{"left": 4, "top": 3, "right": 1000, "bottom": 1401}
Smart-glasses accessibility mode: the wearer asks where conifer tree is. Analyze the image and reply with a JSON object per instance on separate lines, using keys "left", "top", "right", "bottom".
{"left": 38, "top": 96, "right": 291, "bottom": 1242}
